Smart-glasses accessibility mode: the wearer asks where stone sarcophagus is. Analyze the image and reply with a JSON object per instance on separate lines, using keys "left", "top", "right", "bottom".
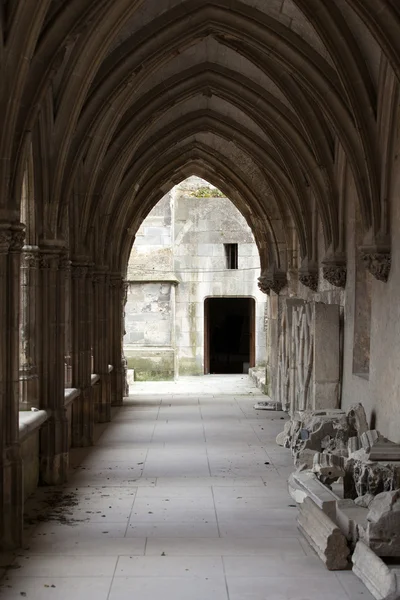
{"left": 277, "top": 300, "right": 340, "bottom": 414}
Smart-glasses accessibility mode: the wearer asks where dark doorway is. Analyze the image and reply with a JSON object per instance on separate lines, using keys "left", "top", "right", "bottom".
{"left": 204, "top": 298, "right": 255, "bottom": 374}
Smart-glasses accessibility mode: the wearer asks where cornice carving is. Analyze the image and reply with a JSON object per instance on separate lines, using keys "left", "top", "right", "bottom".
{"left": 362, "top": 251, "right": 391, "bottom": 282}
{"left": 323, "top": 264, "right": 347, "bottom": 288}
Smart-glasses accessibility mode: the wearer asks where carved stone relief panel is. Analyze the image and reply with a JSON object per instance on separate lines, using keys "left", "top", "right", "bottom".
{"left": 276, "top": 300, "right": 341, "bottom": 415}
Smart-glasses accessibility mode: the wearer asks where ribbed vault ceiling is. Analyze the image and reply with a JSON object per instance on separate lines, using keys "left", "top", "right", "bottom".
{"left": 1, "top": 0, "right": 400, "bottom": 275}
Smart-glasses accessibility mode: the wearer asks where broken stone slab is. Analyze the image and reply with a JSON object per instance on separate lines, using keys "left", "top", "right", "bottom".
{"left": 352, "top": 541, "right": 400, "bottom": 600}
{"left": 288, "top": 469, "right": 339, "bottom": 520}
{"left": 297, "top": 497, "right": 350, "bottom": 570}
{"left": 254, "top": 400, "right": 282, "bottom": 411}
{"left": 359, "top": 489, "right": 400, "bottom": 557}
{"left": 368, "top": 438, "right": 400, "bottom": 462}
{"left": 348, "top": 430, "right": 400, "bottom": 462}
{"left": 347, "top": 403, "right": 369, "bottom": 436}
{"left": 312, "top": 452, "right": 345, "bottom": 484}
{"left": 335, "top": 498, "right": 368, "bottom": 546}
{"left": 295, "top": 448, "right": 318, "bottom": 469}
{"left": 355, "top": 493, "right": 375, "bottom": 508}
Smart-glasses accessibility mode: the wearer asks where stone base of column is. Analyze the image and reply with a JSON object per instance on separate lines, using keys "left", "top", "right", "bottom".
{"left": 1, "top": 446, "right": 23, "bottom": 550}
{"left": 72, "top": 387, "right": 94, "bottom": 447}
{"left": 95, "top": 374, "right": 111, "bottom": 423}
{"left": 39, "top": 412, "right": 69, "bottom": 486}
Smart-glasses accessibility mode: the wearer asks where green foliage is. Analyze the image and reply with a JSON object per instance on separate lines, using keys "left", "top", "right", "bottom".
{"left": 189, "top": 186, "right": 225, "bottom": 198}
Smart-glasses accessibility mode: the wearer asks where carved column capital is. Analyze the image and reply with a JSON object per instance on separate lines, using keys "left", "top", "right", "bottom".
{"left": 21, "top": 246, "right": 39, "bottom": 269}
{"left": 361, "top": 251, "right": 391, "bottom": 282}
{"left": 71, "top": 263, "right": 88, "bottom": 279}
{"left": 110, "top": 273, "right": 123, "bottom": 289}
{"left": 258, "top": 268, "right": 287, "bottom": 295}
{"left": 322, "top": 260, "right": 347, "bottom": 288}
{"left": 92, "top": 266, "right": 108, "bottom": 285}
{"left": 257, "top": 276, "right": 271, "bottom": 295}
{"left": 299, "top": 270, "right": 319, "bottom": 292}
{"left": 39, "top": 251, "right": 60, "bottom": 270}
{"left": 58, "top": 251, "right": 71, "bottom": 271}
{"left": 0, "top": 227, "right": 12, "bottom": 254}
{"left": 9, "top": 225, "right": 26, "bottom": 252}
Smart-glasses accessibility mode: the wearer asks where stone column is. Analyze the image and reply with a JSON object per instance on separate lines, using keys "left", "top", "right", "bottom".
{"left": 0, "top": 223, "right": 25, "bottom": 549}
{"left": 109, "top": 274, "right": 126, "bottom": 406}
{"left": 38, "top": 244, "right": 69, "bottom": 485}
{"left": 93, "top": 268, "right": 111, "bottom": 422}
{"left": 64, "top": 261, "right": 72, "bottom": 388}
{"left": 19, "top": 245, "right": 39, "bottom": 409}
{"left": 71, "top": 260, "right": 93, "bottom": 446}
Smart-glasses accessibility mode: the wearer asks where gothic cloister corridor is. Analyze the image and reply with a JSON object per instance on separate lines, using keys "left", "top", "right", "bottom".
{"left": 1, "top": 1, "right": 400, "bottom": 597}
{"left": 1, "top": 377, "right": 372, "bottom": 599}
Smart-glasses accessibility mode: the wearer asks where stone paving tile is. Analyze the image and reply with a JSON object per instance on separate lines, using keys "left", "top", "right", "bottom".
{"left": 0, "top": 375, "right": 373, "bottom": 599}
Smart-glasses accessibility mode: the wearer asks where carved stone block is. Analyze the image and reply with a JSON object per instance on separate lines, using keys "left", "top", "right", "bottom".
{"left": 347, "top": 403, "right": 369, "bottom": 436}
{"left": 345, "top": 459, "right": 400, "bottom": 499}
{"left": 359, "top": 489, "right": 400, "bottom": 557}
{"left": 312, "top": 452, "right": 346, "bottom": 485}
{"left": 297, "top": 497, "right": 350, "bottom": 570}
{"left": 352, "top": 541, "right": 400, "bottom": 600}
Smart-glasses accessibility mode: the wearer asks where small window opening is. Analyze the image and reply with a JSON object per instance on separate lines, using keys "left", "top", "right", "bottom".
{"left": 224, "top": 244, "right": 238, "bottom": 269}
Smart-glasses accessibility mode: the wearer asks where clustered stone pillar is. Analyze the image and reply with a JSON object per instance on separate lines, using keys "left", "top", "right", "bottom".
{"left": 19, "top": 245, "right": 40, "bottom": 409}
{"left": 0, "top": 223, "right": 25, "bottom": 549}
{"left": 109, "top": 274, "right": 127, "bottom": 406}
{"left": 71, "top": 260, "right": 93, "bottom": 446}
{"left": 38, "top": 244, "right": 69, "bottom": 485}
{"left": 93, "top": 268, "right": 111, "bottom": 422}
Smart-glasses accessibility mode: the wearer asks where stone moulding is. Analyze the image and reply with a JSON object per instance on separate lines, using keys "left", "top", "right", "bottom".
{"left": 322, "top": 264, "right": 347, "bottom": 288}
{"left": 297, "top": 496, "right": 350, "bottom": 570}
{"left": 361, "top": 251, "right": 391, "bottom": 282}
{"left": 352, "top": 541, "right": 400, "bottom": 600}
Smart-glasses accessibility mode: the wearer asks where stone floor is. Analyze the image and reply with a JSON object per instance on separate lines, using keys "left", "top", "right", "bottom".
{"left": 1, "top": 375, "right": 373, "bottom": 599}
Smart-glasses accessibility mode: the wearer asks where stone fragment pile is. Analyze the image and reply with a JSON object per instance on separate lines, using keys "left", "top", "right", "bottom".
{"left": 279, "top": 403, "right": 400, "bottom": 600}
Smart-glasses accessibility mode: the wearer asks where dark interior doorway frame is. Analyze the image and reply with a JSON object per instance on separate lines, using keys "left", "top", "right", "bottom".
{"left": 204, "top": 297, "right": 256, "bottom": 374}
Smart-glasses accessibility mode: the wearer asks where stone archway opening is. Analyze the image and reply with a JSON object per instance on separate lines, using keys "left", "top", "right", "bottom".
{"left": 124, "top": 176, "right": 266, "bottom": 383}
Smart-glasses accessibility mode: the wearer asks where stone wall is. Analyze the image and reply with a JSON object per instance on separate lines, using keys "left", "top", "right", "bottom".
{"left": 270, "top": 130, "right": 400, "bottom": 444}
{"left": 340, "top": 133, "right": 400, "bottom": 442}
